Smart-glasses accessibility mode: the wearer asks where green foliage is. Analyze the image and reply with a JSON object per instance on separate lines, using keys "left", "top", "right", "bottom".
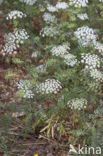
{"left": 0, "top": 0, "right": 103, "bottom": 154}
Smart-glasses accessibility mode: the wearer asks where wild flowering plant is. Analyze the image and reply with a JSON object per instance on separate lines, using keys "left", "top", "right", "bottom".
{"left": 1, "top": 0, "right": 103, "bottom": 108}
{"left": 0, "top": 0, "right": 103, "bottom": 144}
{"left": 1, "top": 29, "right": 29, "bottom": 55}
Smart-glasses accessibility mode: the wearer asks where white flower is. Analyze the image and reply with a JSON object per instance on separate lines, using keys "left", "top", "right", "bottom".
{"left": 77, "top": 13, "right": 88, "bottom": 20}
{"left": 51, "top": 45, "right": 70, "bottom": 57}
{"left": 50, "top": 45, "right": 77, "bottom": 67}
{"left": 17, "top": 80, "right": 34, "bottom": 98}
{"left": 56, "top": 2, "right": 68, "bottom": 9}
{"left": 94, "top": 41, "right": 103, "bottom": 53}
{"left": 99, "top": 0, "right": 103, "bottom": 2}
{"left": 2, "top": 42, "right": 17, "bottom": 56}
{"left": 90, "top": 69, "right": 103, "bottom": 82}
{"left": 36, "top": 79, "right": 62, "bottom": 94}
{"left": 64, "top": 54, "right": 77, "bottom": 67}
{"left": 69, "top": 0, "right": 88, "bottom": 8}
{"left": 19, "top": 0, "right": 37, "bottom": 5}
{"left": 6, "top": 10, "right": 26, "bottom": 20}
{"left": 14, "top": 29, "right": 29, "bottom": 43}
{"left": 40, "top": 26, "right": 59, "bottom": 37}
{"left": 88, "top": 82, "right": 101, "bottom": 92}
{"left": 47, "top": 2, "right": 68, "bottom": 12}
{"left": 67, "top": 98, "right": 88, "bottom": 110}
{"left": 31, "top": 51, "right": 39, "bottom": 58}
{"left": 74, "top": 26, "right": 97, "bottom": 47}
{"left": 81, "top": 53, "right": 101, "bottom": 69}
{"left": 43, "top": 13, "right": 57, "bottom": 23}
{"left": 1, "top": 29, "right": 29, "bottom": 55}
{"left": 47, "top": 4, "right": 58, "bottom": 12}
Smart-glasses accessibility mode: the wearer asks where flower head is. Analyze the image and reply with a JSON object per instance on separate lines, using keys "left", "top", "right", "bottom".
{"left": 6, "top": 10, "right": 26, "bottom": 20}
{"left": 47, "top": 4, "right": 58, "bottom": 12}
{"left": 1, "top": 29, "right": 29, "bottom": 55}
{"left": 74, "top": 26, "right": 97, "bottom": 47}
{"left": 36, "top": 79, "right": 62, "bottom": 94}
{"left": 56, "top": 2, "right": 68, "bottom": 9}
{"left": 19, "top": 0, "right": 37, "bottom": 5}
{"left": 67, "top": 98, "right": 88, "bottom": 110}
{"left": 81, "top": 53, "right": 101, "bottom": 69}
{"left": 40, "top": 26, "right": 59, "bottom": 37}
{"left": 77, "top": 13, "right": 88, "bottom": 20}
{"left": 43, "top": 13, "right": 57, "bottom": 23}
{"left": 17, "top": 80, "right": 34, "bottom": 98}
{"left": 69, "top": 0, "right": 88, "bottom": 8}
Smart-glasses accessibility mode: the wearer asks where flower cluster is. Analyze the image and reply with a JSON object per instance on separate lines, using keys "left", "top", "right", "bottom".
{"left": 17, "top": 80, "right": 34, "bottom": 98}
{"left": 6, "top": 10, "right": 26, "bottom": 20}
{"left": 55, "top": 2, "right": 68, "bottom": 9}
{"left": 74, "top": 26, "right": 97, "bottom": 47}
{"left": 88, "top": 82, "right": 101, "bottom": 92}
{"left": 81, "top": 53, "right": 101, "bottom": 69}
{"left": 50, "top": 45, "right": 70, "bottom": 57}
{"left": 36, "top": 79, "right": 62, "bottom": 94}
{"left": 40, "top": 26, "right": 59, "bottom": 37}
{"left": 99, "top": 0, "right": 103, "bottom": 2}
{"left": 14, "top": 29, "right": 29, "bottom": 44}
{"left": 1, "top": 29, "right": 29, "bottom": 55}
{"left": 90, "top": 69, "right": 103, "bottom": 82}
{"left": 77, "top": 13, "right": 88, "bottom": 20}
{"left": 94, "top": 106, "right": 103, "bottom": 117}
{"left": 94, "top": 42, "right": 103, "bottom": 53}
{"left": 19, "top": 0, "right": 37, "bottom": 5}
{"left": 43, "top": 13, "right": 57, "bottom": 23}
{"left": 69, "top": 0, "right": 88, "bottom": 8}
{"left": 50, "top": 45, "right": 77, "bottom": 67}
{"left": 64, "top": 54, "right": 77, "bottom": 67}
{"left": 47, "top": 4, "right": 58, "bottom": 12}
{"left": 67, "top": 98, "right": 88, "bottom": 110}
{"left": 46, "top": 2, "right": 68, "bottom": 12}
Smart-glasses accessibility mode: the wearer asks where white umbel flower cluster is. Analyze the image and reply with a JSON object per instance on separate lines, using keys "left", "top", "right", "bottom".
{"left": 47, "top": 4, "right": 58, "bottom": 12}
{"left": 6, "top": 10, "right": 26, "bottom": 20}
{"left": 77, "top": 13, "right": 88, "bottom": 20}
{"left": 14, "top": 29, "right": 29, "bottom": 44}
{"left": 88, "top": 82, "right": 101, "bottom": 92}
{"left": 55, "top": 2, "right": 68, "bottom": 9}
{"left": 81, "top": 53, "right": 101, "bottom": 69}
{"left": 67, "top": 98, "right": 88, "bottom": 110}
{"left": 19, "top": 0, "right": 37, "bottom": 5}
{"left": 69, "top": 0, "right": 88, "bottom": 8}
{"left": 17, "top": 80, "right": 34, "bottom": 98}
{"left": 90, "top": 69, "right": 103, "bottom": 82}
{"left": 47, "top": 2, "right": 68, "bottom": 12}
{"left": 94, "top": 42, "right": 103, "bottom": 53}
{"left": 64, "top": 54, "right": 77, "bottom": 67}
{"left": 36, "top": 79, "right": 62, "bottom": 94}
{"left": 40, "top": 26, "right": 59, "bottom": 37}
{"left": 43, "top": 13, "right": 57, "bottom": 23}
{"left": 51, "top": 45, "right": 70, "bottom": 57}
{"left": 74, "top": 26, "right": 97, "bottom": 47}
{"left": 1, "top": 29, "right": 29, "bottom": 55}
{"left": 50, "top": 45, "right": 77, "bottom": 67}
